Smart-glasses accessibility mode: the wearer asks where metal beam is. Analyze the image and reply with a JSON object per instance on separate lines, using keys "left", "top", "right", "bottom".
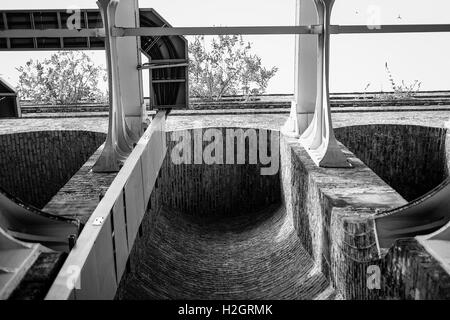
{"left": 331, "top": 24, "right": 450, "bottom": 34}
{"left": 138, "top": 63, "right": 188, "bottom": 70}
{"left": 2, "top": 24, "right": 450, "bottom": 39}
{"left": 0, "top": 28, "right": 105, "bottom": 38}
{"left": 114, "top": 25, "right": 318, "bottom": 36}
{"left": 114, "top": 24, "right": 450, "bottom": 37}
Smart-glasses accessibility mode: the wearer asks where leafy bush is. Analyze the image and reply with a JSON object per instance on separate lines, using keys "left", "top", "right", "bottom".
{"left": 16, "top": 51, "right": 107, "bottom": 105}
{"left": 189, "top": 35, "right": 278, "bottom": 101}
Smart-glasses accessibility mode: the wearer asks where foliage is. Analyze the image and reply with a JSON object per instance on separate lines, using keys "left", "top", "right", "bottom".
{"left": 188, "top": 35, "right": 278, "bottom": 101}
{"left": 360, "top": 62, "right": 422, "bottom": 101}
{"left": 380, "top": 62, "right": 422, "bottom": 100}
{"left": 16, "top": 51, "right": 107, "bottom": 105}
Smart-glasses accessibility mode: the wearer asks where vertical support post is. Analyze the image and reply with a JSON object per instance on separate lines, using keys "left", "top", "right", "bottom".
{"left": 282, "top": 0, "right": 318, "bottom": 137}
{"left": 116, "top": 0, "right": 145, "bottom": 138}
{"left": 299, "top": 0, "right": 351, "bottom": 168}
{"left": 93, "top": 0, "right": 137, "bottom": 173}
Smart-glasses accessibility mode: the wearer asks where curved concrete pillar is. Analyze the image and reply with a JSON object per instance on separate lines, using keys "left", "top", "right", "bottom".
{"left": 299, "top": 0, "right": 351, "bottom": 168}
{"left": 115, "top": 0, "right": 145, "bottom": 138}
{"left": 282, "top": 0, "right": 318, "bottom": 137}
{"left": 93, "top": 0, "right": 139, "bottom": 172}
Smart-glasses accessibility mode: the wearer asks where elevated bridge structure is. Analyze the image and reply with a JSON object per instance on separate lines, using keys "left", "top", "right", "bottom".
{"left": 0, "top": 0, "right": 450, "bottom": 299}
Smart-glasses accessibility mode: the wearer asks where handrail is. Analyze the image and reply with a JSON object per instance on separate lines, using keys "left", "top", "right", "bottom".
{"left": 45, "top": 110, "right": 167, "bottom": 300}
{"left": 115, "top": 24, "right": 450, "bottom": 37}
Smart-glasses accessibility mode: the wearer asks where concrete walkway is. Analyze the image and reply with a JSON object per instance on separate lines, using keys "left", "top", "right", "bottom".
{"left": 2, "top": 109, "right": 450, "bottom": 136}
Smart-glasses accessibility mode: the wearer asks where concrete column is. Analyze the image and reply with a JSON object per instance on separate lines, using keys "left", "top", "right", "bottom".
{"left": 282, "top": 0, "right": 318, "bottom": 137}
{"left": 299, "top": 0, "right": 351, "bottom": 168}
{"left": 115, "top": 0, "right": 144, "bottom": 137}
{"left": 93, "top": 0, "right": 137, "bottom": 172}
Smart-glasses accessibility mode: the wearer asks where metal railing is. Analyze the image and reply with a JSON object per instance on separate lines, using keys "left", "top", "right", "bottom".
{"left": 2, "top": 24, "right": 450, "bottom": 38}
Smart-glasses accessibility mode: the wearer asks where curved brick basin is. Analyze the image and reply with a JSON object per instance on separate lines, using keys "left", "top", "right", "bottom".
{"left": 335, "top": 124, "right": 448, "bottom": 201}
{"left": 117, "top": 128, "right": 338, "bottom": 300}
{"left": 0, "top": 130, "right": 106, "bottom": 208}
{"left": 118, "top": 205, "right": 337, "bottom": 299}
{"left": 335, "top": 124, "right": 450, "bottom": 251}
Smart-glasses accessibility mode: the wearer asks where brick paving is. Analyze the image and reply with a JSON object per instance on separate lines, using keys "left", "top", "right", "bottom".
{"left": 43, "top": 145, "right": 117, "bottom": 224}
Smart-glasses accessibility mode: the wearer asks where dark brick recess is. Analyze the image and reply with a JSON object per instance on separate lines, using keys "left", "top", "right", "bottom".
{"left": 335, "top": 124, "right": 448, "bottom": 201}
{"left": 116, "top": 128, "right": 339, "bottom": 300}
{"left": 0, "top": 130, "right": 106, "bottom": 208}
{"left": 160, "top": 128, "right": 280, "bottom": 220}
{"left": 119, "top": 127, "right": 448, "bottom": 300}
{"left": 116, "top": 205, "right": 339, "bottom": 300}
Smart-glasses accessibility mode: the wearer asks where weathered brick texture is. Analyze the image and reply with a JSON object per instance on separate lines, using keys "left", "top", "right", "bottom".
{"left": 0, "top": 130, "right": 105, "bottom": 208}
{"left": 382, "top": 239, "right": 450, "bottom": 300}
{"left": 335, "top": 124, "right": 448, "bottom": 201}
{"left": 280, "top": 133, "right": 406, "bottom": 299}
{"left": 160, "top": 128, "right": 280, "bottom": 220}
{"left": 116, "top": 128, "right": 339, "bottom": 300}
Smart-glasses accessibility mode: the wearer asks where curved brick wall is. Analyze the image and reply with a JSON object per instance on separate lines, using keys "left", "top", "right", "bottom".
{"left": 119, "top": 126, "right": 427, "bottom": 300}
{"left": 117, "top": 127, "right": 340, "bottom": 299}
{"left": 0, "top": 130, "right": 105, "bottom": 208}
{"left": 335, "top": 124, "right": 448, "bottom": 201}
{"left": 159, "top": 127, "right": 281, "bottom": 219}
{"left": 118, "top": 205, "right": 336, "bottom": 299}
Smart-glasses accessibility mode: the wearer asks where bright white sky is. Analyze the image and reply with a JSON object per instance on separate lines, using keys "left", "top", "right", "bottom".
{"left": 1, "top": 0, "right": 450, "bottom": 94}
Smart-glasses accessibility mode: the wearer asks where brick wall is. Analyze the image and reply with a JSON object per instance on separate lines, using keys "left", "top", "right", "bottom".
{"left": 382, "top": 238, "right": 450, "bottom": 300}
{"left": 280, "top": 133, "right": 407, "bottom": 299}
{"left": 0, "top": 130, "right": 106, "bottom": 208}
{"left": 118, "top": 125, "right": 450, "bottom": 300}
{"left": 115, "top": 172, "right": 164, "bottom": 300}
{"left": 159, "top": 128, "right": 281, "bottom": 220}
{"left": 116, "top": 127, "right": 282, "bottom": 298}
{"left": 334, "top": 124, "right": 450, "bottom": 299}
{"left": 335, "top": 124, "right": 448, "bottom": 201}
